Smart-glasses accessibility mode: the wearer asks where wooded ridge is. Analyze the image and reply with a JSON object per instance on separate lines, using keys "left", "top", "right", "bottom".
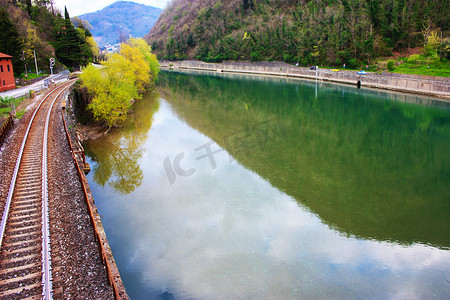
{"left": 146, "top": 0, "right": 449, "bottom": 67}
{"left": 0, "top": 0, "right": 98, "bottom": 74}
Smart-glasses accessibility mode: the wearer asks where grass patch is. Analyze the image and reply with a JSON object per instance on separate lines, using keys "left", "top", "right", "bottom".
{"left": 18, "top": 72, "right": 48, "bottom": 81}
{"left": 0, "top": 96, "right": 27, "bottom": 119}
{"left": 391, "top": 62, "right": 450, "bottom": 77}
{"left": 15, "top": 108, "right": 26, "bottom": 119}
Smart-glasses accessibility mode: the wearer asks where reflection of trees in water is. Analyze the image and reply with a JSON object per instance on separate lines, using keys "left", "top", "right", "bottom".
{"left": 85, "top": 91, "right": 160, "bottom": 194}
{"left": 90, "top": 140, "right": 143, "bottom": 194}
{"left": 158, "top": 71, "right": 450, "bottom": 248}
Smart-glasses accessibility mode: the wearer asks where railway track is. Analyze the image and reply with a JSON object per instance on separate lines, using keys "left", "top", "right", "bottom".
{"left": 0, "top": 81, "right": 75, "bottom": 299}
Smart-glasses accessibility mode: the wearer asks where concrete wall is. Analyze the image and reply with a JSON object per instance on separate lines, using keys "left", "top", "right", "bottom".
{"left": 161, "top": 61, "right": 450, "bottom": 100}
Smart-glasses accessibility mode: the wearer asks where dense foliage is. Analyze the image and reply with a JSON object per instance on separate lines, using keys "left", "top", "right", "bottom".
{"left": 146, "top": 0, "right": 449, "bottom": 66}
{"left": 0, "top": 8, "right": 22, "bottom": 72}
{"left": 79, "top": 38, "right": 159, "bottom": 129}
{"left": 0, "top": 0, "right": 98, "bottom": 74}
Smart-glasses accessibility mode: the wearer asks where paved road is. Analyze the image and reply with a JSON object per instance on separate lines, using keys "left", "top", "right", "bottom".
{"left": 0, "top": 71, "right": 70, "bottom": 99}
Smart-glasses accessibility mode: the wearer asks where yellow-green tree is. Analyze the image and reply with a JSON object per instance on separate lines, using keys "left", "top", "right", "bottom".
{"left": 120, "top": 43, "right": 150, "bottom": 93}
{"left": 127, "top": 37, "right": 160, "bottom": 80}
{"left": 80, "top": 54, "right": 138, "bottom": 129}
{"left": 80, "top": 38, "right": 159, "bottom": 130}
{"left": 86, "top": 36, "right": 100, "bottom": 62}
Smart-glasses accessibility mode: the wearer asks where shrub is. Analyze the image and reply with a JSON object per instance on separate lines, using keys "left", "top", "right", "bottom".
{"left": 407, "top": 54, "right": 421, "bottom": 63}
{"left": 282, "top": 53, "right": 291, "bottom": 62}
{"left": 337, "top": 51, "right": 351, "bottom": 64}
{"left": 347, "top": 58, "right": 360, "bottom": 69}
{"left": 424, "top": 31, "right": 440, "bottom": 57}
{"left": 0, "top": 96, "right": 14, "bottom": 108}
{"left": 251, "top": 51, "right": 261, "bottom": 61}
{"left": 438, "top": 42, "right": 450, "bottom": 60}
{"left": 387, "top": 60, "right": 395, "bottom": 71}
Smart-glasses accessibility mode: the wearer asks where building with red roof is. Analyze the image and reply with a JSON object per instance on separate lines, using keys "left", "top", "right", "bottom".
{"left": 0, "top": 53, "right": 15, "bottom": 92}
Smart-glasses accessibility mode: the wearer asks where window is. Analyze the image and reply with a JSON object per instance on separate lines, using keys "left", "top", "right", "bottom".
{"left": 0, "top": 65, "right": 3, "bottom": 72}
{"left": 7, "top": 65, "right": 10, "bottom": 72}
{"left": 2, "top": 80, "right": 5, "bottom": 86}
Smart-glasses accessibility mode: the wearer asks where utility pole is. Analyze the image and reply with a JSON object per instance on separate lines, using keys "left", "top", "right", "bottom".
{"left": 21, "top": 51, "right": 27, "bottom": 78}
{"left": 34, "top": 50, "right": 39, "bottom": 75}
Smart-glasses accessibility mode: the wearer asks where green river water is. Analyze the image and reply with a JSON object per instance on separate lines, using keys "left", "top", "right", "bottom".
{"left": 84, "top": 70, "right": 450, "bottom": 299}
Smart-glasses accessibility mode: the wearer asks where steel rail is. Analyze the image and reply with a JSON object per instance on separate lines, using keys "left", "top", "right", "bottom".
{"left": 0, "top": 84, "right": 65, "bottom": 246}
{"left": 41, "top": 84, "right": 73, "bottom": 299}
{"left": 0, "top": 81, "right": 75, "bottom": 299}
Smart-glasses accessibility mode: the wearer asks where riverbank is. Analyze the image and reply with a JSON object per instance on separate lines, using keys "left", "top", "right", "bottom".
{"left": 160, "top": 61, "right": 450, "bottom": 101}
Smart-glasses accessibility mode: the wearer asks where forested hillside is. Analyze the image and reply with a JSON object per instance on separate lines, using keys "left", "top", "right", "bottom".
{"left": 0, "top": 0, "right": 97, "bottom": 74}
{"left": 146, "top": 0, "right": 449, "bottom": 67}
{"left": 79, "top": 1, "right": 162, "bottom": 47}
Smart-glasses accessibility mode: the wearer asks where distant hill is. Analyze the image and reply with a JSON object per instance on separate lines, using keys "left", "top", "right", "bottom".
{"left": 146, "top": 0, "right": 449, "bottom": 66}
{"left": 79, "top": 1, "right": 162, "bottom": 47}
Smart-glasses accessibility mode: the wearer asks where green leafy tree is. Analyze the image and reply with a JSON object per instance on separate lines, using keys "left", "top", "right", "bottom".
{"left": 53, "top": 6, "right": 89, "bottom": 69}
{"left": 0, "top": 8, "right": 22, "bottom": 74}
{"left": 146, "top": 0, "right": 449, "bottom": 66}
{"left": 64, "top": 5, "right": 69, "bottom": 20}
{"left": 424, "top": 31, "right": 441, "bottom": 58}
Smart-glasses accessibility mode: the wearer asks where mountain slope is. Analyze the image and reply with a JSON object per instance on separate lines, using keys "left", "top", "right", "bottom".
{"left": 0, "top": 1, "right": 95, "bottom": 73}
{"left": 79, "top": 1, "right": 162, "bottom": 47}
{"left": 145, "top": 0, "right": 449, "bottom": 66}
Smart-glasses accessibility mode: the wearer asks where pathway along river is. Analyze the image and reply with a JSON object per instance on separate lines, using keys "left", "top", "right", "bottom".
{"left": 83, "top": 70, "right": 450, "bottom": 299}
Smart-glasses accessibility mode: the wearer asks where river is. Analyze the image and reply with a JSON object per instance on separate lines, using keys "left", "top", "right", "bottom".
{"left": 84, "top": 70, "right": 450, "bottom": 299}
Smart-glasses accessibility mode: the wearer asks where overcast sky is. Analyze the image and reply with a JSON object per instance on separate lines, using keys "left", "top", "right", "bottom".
{"left": 53, "top": 0, "right": 170, "bottom": 16}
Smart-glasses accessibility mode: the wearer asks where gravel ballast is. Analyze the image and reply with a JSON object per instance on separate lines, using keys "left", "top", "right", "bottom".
{"left": 0, "top": 90, "right": 115, "bottom": 298}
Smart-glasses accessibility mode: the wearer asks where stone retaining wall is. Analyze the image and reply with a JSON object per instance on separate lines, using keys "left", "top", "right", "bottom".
{"left": 161, "top": 61, "right": 450, "bottom": 100}
{"left": 62, "top": 92, "right": 129, "bottom": 299}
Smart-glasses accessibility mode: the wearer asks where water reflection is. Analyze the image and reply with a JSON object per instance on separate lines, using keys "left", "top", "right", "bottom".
{"left": 158, "top": 70, "right": 450, "bottom": 248}
{"left": 84, "top": 90, "right": 160, "bottom": 194}
{"left": 83, "top": 72, "right": 450, "bottom": 299}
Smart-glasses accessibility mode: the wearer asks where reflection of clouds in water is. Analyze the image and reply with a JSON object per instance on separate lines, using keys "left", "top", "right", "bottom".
{"left": 142, "top": 101, "right": 206, "bottom": 163}
{"left": 132, "top": 177, "right": 449, "bottom": 299}
{"left": 99, "top": 99, "right": 450, "bottom": 299}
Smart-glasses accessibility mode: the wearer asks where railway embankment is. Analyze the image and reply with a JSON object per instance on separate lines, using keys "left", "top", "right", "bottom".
{"left": 161, "top": 61, "right": 450, "bottom": 100}
{"left": 0, "top": 83, "right": 128, "bottom": 299}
